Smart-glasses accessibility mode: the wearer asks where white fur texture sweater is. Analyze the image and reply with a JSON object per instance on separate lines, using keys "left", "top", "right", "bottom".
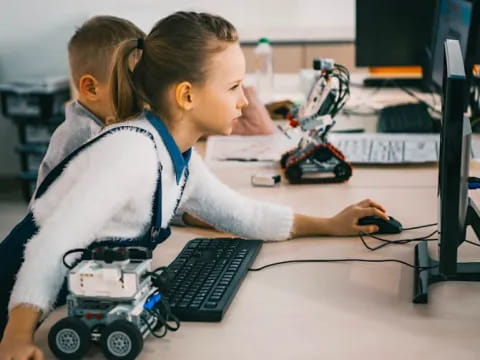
{"left": 9, "top": 115, "right": 294, "bottom": 315}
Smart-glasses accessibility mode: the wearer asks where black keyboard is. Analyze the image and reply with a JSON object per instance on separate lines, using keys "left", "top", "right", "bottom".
{"left": 377, "top": 103, "right": 440, "bottom": 133}
{"left": 165, "top": 237, "right": 263, "bottom": 322}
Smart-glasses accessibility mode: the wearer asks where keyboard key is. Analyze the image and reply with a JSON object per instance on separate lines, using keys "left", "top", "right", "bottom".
{"left": 204, "top": 301, "right": 218, "bottom": 308}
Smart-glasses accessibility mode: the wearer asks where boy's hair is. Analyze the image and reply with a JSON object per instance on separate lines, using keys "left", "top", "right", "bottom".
{"left": 68, "top": 15, "right": 145, "bottom": 89}
{"left": 110, "top": 11, "right": 239, "bottom": 121}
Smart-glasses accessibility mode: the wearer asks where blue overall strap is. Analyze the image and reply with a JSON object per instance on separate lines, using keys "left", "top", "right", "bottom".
{"left": 35, "top": 126, "right": 157, "bottom": 200}
{"left": 149, "top": 161, "right": 164, "bottom": 240}
{"left": 146, "top": 113, "right": 190, "bottom": 241}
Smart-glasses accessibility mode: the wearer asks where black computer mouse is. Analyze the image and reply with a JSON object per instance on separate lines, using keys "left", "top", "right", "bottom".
{"left": 357, "top": 216, "right": 403, "bottom": 234}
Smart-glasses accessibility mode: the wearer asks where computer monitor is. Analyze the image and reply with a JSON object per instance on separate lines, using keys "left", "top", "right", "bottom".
{"left": 413, "top": 39, "right": 480, "bottom": 304}
{"left": 355, "top": 0, "right": 436, "bottom": 67}
{"left": 429, "top": 0, "right": 475, "bottom": 90}
{"left": 437, "top": 39, "right": 470, "bottom": 273}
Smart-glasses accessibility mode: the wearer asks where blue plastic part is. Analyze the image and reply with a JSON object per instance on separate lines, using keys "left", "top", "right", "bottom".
{"left": 144, "top": 293, "right": 162, "bottom": 310}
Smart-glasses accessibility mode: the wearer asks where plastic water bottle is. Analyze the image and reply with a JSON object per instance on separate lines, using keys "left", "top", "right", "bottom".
{"left": 254, "top": 37, "right": 274, "bottom": 103}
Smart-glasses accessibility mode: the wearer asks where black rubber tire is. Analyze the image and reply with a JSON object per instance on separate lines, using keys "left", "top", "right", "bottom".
{"left": 100, "top": 319, "right": 144, "bottom": 360}
{"left": 334, "top": 162, "right": 352, "bottom": 179}
{"left": 48, "top": 316, "right": 91, "bottom": 360}
{"left": 285, "top": 164, "right": 303, "bottom": 183}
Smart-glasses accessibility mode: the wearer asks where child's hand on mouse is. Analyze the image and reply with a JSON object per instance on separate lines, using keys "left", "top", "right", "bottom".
{"left": 326, "top": 199, "right": 388, "bottom": 236}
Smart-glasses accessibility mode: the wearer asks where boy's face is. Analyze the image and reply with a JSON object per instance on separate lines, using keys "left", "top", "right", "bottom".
{"left": 189, "top": 42, "right": 248, "bottom": 136}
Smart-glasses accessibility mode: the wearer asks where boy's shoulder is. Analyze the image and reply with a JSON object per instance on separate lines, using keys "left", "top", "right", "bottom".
{"left": 48, "top": 102, "right": 104, "bottom": 150}
{"left": 66, "top": 101, "right": 104, "bottom": 129}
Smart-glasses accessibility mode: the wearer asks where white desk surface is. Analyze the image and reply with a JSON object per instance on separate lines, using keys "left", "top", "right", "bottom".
{"left": 35, "top": 75, "right": 480, "bottom": 359}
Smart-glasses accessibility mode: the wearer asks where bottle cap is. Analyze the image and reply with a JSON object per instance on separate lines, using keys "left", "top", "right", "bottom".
{"left": 258, "top": 37, "right": 270, "bottom": 44}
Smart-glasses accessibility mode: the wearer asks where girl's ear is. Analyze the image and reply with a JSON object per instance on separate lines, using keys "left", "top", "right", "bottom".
{"left": 175, "top": 81, "right": 194, "bottom": 111}
{"left": 78, "top": 75, "right": 100, "bottom": 101}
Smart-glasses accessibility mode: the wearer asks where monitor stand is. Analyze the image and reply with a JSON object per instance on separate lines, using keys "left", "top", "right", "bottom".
{"left": 413, "top": 198, "right": 480, "bottom": 303}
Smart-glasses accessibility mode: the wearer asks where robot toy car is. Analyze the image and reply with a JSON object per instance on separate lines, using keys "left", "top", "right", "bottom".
{"left": 280, "top": 58, "right": 352, "bottom": 184}
{"left": 48, "top": 246, "right": 178, "bottom": 360}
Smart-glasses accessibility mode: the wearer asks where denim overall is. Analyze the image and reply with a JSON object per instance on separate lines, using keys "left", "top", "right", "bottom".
{"left": 0, "top": 116, "right": 188, "bottom": 338}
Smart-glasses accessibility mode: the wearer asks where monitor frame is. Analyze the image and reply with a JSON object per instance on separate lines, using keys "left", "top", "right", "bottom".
{"left": 413, "top": 39, "right": 480, "bottom": 304}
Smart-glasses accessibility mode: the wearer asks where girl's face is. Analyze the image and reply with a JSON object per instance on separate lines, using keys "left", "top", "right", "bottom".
{"left": 190, "top": 42, "right": 249, "bottom": 136}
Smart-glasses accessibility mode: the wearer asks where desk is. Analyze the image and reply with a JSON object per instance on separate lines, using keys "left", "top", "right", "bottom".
{"left": 35, "top": 76, "right": 480, "bottom": 359}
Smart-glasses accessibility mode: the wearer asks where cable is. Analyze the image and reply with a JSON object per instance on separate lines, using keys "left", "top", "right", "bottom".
{"left": 141, "top": 314, "right": 168, "bottom": 338}
{"left": 142, "top": 289, "right": 180, "bottom": 338}
{"left": 62, "top": 248, "right": 89, "bottom": 269}
{"left": 248, "top": 257, "right": 436, "bottom": 272}
{"left": 249, "top": 223, "right": 442, "bottom": 272}
{"left": 403, "top": 223, "right": 437, "bottom": 231}
{"left": 465, "top": 240, "right": 480, "bottom": 247}
{"left": 386, "top": 79, "right": 441, "bottom": 114}
{"left": 359, "top": 230, "right": 438, "bottom": 252}
{"left": 154, "top": 298, "right": 180, "bottom": 331}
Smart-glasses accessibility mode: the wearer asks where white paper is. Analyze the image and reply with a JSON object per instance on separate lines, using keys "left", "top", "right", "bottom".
{"left": 205, "top": 131, "right": 301, "bottom": 163}
{"left": 329, "top": 133, "right": 480, "bottom": 164}
{"left": 206, "top": 131, "right": 480, "bottom": 165}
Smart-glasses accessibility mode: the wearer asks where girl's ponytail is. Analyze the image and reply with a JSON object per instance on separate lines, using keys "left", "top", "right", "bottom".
{"left": 110, "top": 38, "right": 144, "bottom": 121}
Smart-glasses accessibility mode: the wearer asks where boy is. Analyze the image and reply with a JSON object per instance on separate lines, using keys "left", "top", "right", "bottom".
{"left": 33, "top": 15, "right": 146, "bottom": 191}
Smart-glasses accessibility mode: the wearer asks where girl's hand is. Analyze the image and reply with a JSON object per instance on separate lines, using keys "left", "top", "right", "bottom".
{"left": 0, "top": 306, "right": 43, "bottom": 360}
{"left": 0, "top": 337, "right": 44, "bottom": 360}
{"left": 326, "top": 199, "right": 388, "bottom": 236}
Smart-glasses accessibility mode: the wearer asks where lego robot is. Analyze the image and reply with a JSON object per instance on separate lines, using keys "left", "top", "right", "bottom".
{"left": 48, "top": 247, "right": 178, "bottom": 360}
{"left": 280, "top": 58, "right": 352, "bottom": 184}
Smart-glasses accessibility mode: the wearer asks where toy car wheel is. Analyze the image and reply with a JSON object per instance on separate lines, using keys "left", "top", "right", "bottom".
{"left": 101, "top": 319, "right": 143, "bottom": 360}
{"left": 48, "top": 316, "right": 91, "bottom": 360}
{"left": 334, "top": 163, "right": 352, "bottom": 179}
{"left": 314, "top": 147, "right": 332, "bottom": 162}
{"left": 285, "top": 164, "right": 303, "bottom": 183}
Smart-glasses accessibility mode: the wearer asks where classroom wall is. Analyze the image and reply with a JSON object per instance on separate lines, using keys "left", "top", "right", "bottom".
{"left": 0, "top": 0, "right": 355, "bottom": 177}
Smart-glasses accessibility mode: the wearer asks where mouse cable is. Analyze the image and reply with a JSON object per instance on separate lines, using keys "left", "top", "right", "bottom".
{"left": 359, "top": 230, "right": 438, "bottom": 252}
{"left": 402, "top": 223, "right": 437, "bottom": 231}
{"left": 360, "top": 221, "right": 480, "bottom": 251}
{"left": 248, "top": 224, "right": 441, "bottom": 272}
{"left": 248, "top": 256, "right": 436, "bottom": 272}
{"left": 358, "top": 223, "right": 438, "bottom": 252}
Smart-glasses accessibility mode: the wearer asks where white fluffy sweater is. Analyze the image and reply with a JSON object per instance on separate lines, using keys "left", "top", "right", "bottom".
{"left": 9, "top": 115, "right": 294, "bottom": 315}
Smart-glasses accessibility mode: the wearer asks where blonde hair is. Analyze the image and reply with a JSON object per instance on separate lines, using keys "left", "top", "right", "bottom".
{"left": 110, "top": 11, "right": 239, "bottom": 122}
{"left": 68, "top": 15, "right": 145, "bottom": 88}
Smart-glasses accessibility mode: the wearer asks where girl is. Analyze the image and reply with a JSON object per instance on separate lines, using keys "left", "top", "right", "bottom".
{"left": 0, "top": 11, "right": 387, "bottom": 360}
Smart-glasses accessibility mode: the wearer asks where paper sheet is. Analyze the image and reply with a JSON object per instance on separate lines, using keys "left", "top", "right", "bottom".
{"left": 205, "top": 131, "right": 480, "bottom": 165}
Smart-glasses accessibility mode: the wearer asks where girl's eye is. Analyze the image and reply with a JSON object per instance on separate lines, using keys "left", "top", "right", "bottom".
{"left": 230, "top": 84, "right": 239, "bottom": 90}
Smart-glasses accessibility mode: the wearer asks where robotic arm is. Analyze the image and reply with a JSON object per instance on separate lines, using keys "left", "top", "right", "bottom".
{"left": 280, "top": 58, "right": 352, "bottom": 184}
